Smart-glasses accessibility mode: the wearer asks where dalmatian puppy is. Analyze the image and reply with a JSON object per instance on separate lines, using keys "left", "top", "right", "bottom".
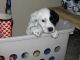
{"left": 62, "top": 0, "right": 80, "bottom": 15}
{"left": 26, "top": 8, "right": 59, "bottom": 38}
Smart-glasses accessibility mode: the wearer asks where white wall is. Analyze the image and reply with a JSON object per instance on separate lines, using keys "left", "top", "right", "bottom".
{"left": 0, "top": 0, "right": 6, "bottom": 13}
{"left": 0, "top": 0, "right": 61, "bottom": 36}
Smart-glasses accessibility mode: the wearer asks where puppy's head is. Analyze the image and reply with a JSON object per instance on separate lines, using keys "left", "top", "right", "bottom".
{"left": 30, "top": 8, "right": 59, "bottom": 33}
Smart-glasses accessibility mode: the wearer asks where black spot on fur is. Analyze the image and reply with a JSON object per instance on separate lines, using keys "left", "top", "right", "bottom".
{"left": 64, "top": 2, "right": 68, "bottom": 9}
{"left": 49, "top": 9, "right": 59, "bottom": 26}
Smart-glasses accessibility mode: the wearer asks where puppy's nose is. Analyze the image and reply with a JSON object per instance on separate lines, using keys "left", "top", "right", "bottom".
{"left": 48, "top": 27, "right": 53, "bottom": 32}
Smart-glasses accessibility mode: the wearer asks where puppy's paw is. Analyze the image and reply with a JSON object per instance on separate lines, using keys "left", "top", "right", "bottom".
{"left": 32, "top": 29, "right": 42, "bottom": 37}
{"left": 51, "top": 30, "right": 59, "bottom": 38}
{"left": 30, "top": 26, "right": 42, "bottom": 37}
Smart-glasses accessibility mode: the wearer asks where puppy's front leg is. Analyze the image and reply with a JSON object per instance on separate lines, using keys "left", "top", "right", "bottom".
{"left": 31, "top": 27, "right": 42, "bottom": 37}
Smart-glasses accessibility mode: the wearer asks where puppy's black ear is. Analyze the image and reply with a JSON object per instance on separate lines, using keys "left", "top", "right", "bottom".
{"left": 49, "top": 9, "right": 59, "bottom": 26}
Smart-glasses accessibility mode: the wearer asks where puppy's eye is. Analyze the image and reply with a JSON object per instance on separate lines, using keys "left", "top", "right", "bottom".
{"left": 42, "top": 20, "right": 45, "bottom": 22}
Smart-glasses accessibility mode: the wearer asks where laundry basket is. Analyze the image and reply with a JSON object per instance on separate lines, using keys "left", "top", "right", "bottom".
{"left": 0, "top": 19, "right": 74, "bottom": 60}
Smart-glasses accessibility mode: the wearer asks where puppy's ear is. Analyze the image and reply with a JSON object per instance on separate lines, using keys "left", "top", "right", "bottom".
{"left": 28, "top": 11, "right": 39, "bottom": 28}
{"left": 49, "top": 9, "right": 59, "bottom": 26}
{"left": 30, "top": 12, "right": 38, "bottom": 23}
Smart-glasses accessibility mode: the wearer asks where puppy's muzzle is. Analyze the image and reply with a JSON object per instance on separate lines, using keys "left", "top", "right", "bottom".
{"left": 48, "top": 27, "right": 53, "bottom": 32}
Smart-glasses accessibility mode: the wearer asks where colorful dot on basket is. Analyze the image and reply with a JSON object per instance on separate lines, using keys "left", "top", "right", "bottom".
{"left": 33, "top": 50, "right": 40, "bottom": 57}
{"left": 49, "top": 56, "right": 55, "bottom": 60}
{"left": 44, "top": 48, "right": 51, "bottom": 55}
{"left": 54, "top": 46, "right": 61, "bottom": 52}
{"left": 9, "top": 54, "right": 17, "bottom": 60}
{"left": 0, "top": 56, "right": 5, "bottom": 60}
{"left": 21, "top": 52, "right": 29, "bottom": 59}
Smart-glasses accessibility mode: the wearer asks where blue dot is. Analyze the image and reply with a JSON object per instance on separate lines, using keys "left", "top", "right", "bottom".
{"left": 49, "top": 56, "right": 55, "bottom": 60}
{"left": 44, "top": 48, "right": 51, "bottom": 55}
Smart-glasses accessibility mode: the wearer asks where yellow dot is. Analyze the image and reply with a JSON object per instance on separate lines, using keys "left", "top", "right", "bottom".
{"left": 33, "top": 50, "right": 40, "bottom": 57}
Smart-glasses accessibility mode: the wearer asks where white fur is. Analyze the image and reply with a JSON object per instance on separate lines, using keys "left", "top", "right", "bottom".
{"left": 26, "top": 8, "right": 58, "bottom": 38}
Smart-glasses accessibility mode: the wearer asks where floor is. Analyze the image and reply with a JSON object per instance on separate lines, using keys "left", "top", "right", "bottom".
{"left": 65, "top": 28, "right": 80, "bottom": 60}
